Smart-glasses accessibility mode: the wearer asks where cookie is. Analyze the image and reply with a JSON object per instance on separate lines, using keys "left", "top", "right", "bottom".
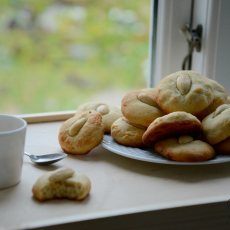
{"left": 111, "top": 117, "right": 146, "bottom": 148}
{"left": 213, "top": 136, "right": 230, "bottom": 154}
{"left": 202, "top": 104, "right": 230, "bottom": 145}
{"left": 154, "top": 135, "right": 215, "bottom": 162}
{"left": 155, "top": 71, "right": 214, "bottom": 115}
{"left": 197, "top": 79, "right": 228, "bottom": 121}
{"left": 227, "top": 97, "right": 230, "bottom": 104}
{"left": 142, "top": 111, "right": 202, "bottom": 147}
{"left": 141, "top": 88, "right": 157, "bottom": 93}
{"left": 121, "top": 88, "right": 165, "bottom": 127}
{"left": 75, "top": 102, "right": 122, "bottom": 133}
{"left": 58, "top": 110, "right": 105, "bottom": 155}
{"left": 32, "top": 168, "right": 91, "bottom": 201}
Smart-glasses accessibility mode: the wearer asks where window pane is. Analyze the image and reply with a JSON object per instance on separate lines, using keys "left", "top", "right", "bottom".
{"left": 0, "top": 0, "right": 150, "bottom": 114}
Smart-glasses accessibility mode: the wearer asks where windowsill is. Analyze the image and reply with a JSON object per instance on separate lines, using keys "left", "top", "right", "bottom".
{"left": 16, "top": 110, "right": 75, "bottom": 124}
{"left": 1, "top": 113, "right": 230, "bottom": 229}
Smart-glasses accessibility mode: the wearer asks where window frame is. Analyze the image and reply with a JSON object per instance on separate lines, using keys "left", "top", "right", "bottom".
{"left": 192, "top": 0, "right": 221, "bottom": 81}
{"left": 150, "top": 0, "right": 229, "bottom": 93}
{"left": 191, "top": 0, "right": 230, "bottom": 95}
{"left": 149, "top": 0, "right": 192, "bottom": 87}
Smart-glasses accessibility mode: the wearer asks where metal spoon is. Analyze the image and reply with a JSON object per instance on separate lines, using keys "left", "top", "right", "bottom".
{"left": 24, "top": 152, "right": 67, "bottom": 165}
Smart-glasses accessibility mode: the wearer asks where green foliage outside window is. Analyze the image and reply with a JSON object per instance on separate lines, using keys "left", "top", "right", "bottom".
{"left": 0, "top": 0, "right": 150, "bottom": 114}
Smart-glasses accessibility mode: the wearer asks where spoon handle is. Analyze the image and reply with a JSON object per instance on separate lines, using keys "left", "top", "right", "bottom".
{"left": 24, "top": 152, "right": 32, "bottom": 157}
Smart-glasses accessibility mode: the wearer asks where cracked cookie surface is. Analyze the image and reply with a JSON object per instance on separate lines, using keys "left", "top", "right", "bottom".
{"left": 75, "top": 102, "right": 122, "bottom": 133}
{"left": 111, "top": 117, "right": 146, "bottom": 148}
{"left": 155, "top": 71, "right": 214, "bottom": 115}
{"left": 154, "top": 136, "right": 215, "bottom": 162}
{"left": 58, "top": 111, "right": 105, "bottom": 155}
{"left": 142, "top": 111, "right": 202, "bottom": 147}
{"left": 121, "top": 88, "right": 165, "bottom": 127}
{"left": 202, "top": 104, "right": 230, "bottom": 145}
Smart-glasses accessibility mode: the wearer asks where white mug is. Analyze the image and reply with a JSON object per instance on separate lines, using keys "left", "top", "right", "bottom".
{"left": 0, "top": 115, "right": 27, "bottom": 189}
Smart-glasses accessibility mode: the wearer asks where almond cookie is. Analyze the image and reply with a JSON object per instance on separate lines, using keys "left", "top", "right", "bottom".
{"left": 197, "top": 79, "right": 228, "bottom": 121}
{"left": 213, "top": 136, "right": 230, "bottom": 154}
{"left": 111, "top": 117, "right": 147, "bottom": 148}
{"left": 75, "top": 102, "right": 122, "bottom": 133}
{"left": 32, "top": 168, "right": 91, "bottom": 201}
{"left": 155, "top": 71, "right": 214, "bottom": 115}
{"left": 121, "top": 88, "right": 165, "bottom": 127}
{"left": 154, "top": 136, "right": 215, "bottom": 162}
{"left": 142, "top": 112, "right": 202, "bottom": 147}
{"left": 58, "top": 111, "right": 105, "bottom": 155}
{"left": 202, "top": 104, "right": 230, "bottom": 145}
{"left": 227, "top": 97, "right": 230, "bottom": 104}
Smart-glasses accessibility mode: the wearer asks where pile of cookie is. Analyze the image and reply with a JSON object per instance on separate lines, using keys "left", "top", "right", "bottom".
{"left": 58, "top": 70, "right": 230, "bottom": 162}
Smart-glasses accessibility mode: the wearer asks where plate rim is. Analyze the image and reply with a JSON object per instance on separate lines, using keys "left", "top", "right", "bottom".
{"left": 101, "top": 134, "right": 230, "bottom": 166}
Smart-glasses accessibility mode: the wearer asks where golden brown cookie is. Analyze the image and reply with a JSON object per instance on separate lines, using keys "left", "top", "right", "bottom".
{"left": 121, "top": 88, "right": 165, "bottom": 127}
{"left": 155, "top": 71, "right": 214, "bottom": 115}
{"left": 213, "top": 136, "right": 230, "bottom": 154}
{"left": 142, "top": 112, "right": 202, "bottom": 147}
{"left": 111, "top": 117, "right": 147, "bottom": 148}
{"left": 58, "top": 111, "right": 105, "bottom": 155}
{"left": 197, "top": 79, "right": 228, "bottom": 121}
{"left": 202, "top": 104, "right": 230, "bottom": 145}
{"left": 32, "top": 168, "right": 91, "bottom": 201}
{"left": 154, "top": 136, "right": 215, "bottom": 162}
{"left": 227, "top": 97, "right": 230, "bottom": 104}
{"left": 75, "top": 102, "right": 122, "bottom": 133}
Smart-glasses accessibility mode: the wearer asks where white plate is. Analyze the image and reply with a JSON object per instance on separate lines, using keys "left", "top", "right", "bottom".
{"left": 101, "top": 134, "right": 230, "bottom": 165}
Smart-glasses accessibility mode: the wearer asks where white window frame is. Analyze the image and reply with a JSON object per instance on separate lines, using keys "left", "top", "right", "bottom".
{"left": 149, "top": 0, "right": 192, "bottom": 87}
{"left": 149, "top": 0, "right": 229, "bottom": 94}
{"left": 192, "top": 0, "right": 221, "bottom": 81}
{"left": 192, "top": 0, "right": 230, "bottom": 95}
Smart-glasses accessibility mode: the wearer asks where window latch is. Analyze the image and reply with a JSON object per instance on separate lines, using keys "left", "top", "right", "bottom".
{"left": 181, "top": 23, "right": 203, "bottom": 70}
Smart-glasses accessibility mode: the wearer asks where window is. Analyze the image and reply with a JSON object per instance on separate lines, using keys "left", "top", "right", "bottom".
{"left": 152, "top": 0, "right": 230, "bottom": 95}
{"left": 1, "top": 0, "right": 229, "bottom": 115}
{"left": 0, "top": 0, "right": 151, "bottom": 114}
